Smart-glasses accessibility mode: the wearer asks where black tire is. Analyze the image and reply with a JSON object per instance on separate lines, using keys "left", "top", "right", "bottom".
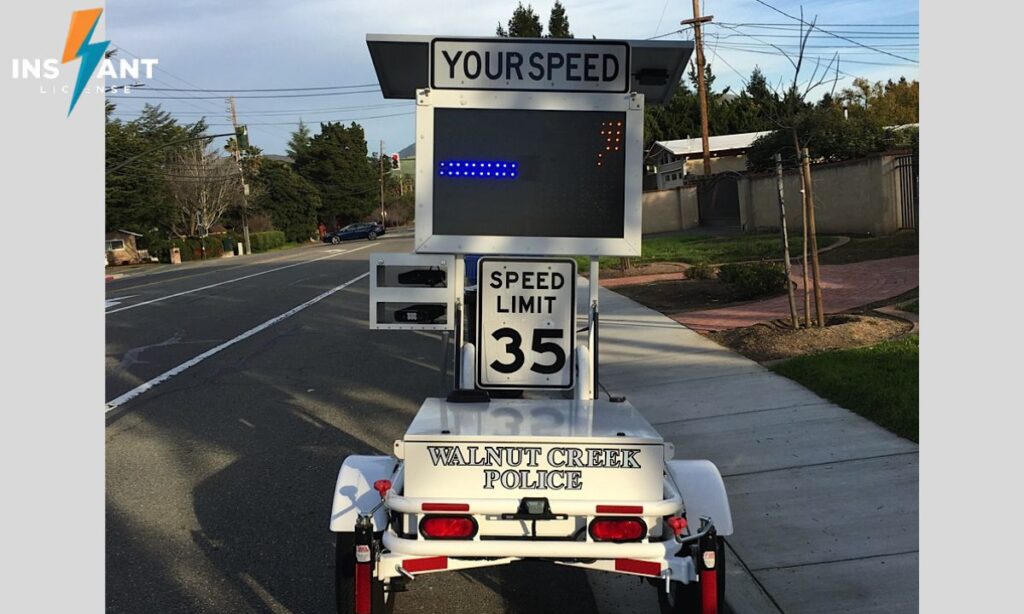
{"left": 331, "top": 236, "right": 341, "bottom": 245}
{"left": 368, "top": 232, "right": 377, "bottom": 241}
{"left": 335, "top": 532, "right": 394, "bottom": 614}
{"left": 658, "top": 537, "right": 726, "bottom": 614}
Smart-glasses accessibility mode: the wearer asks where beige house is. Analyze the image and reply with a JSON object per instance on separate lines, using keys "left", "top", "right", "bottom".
{"left": 646, "top": 131, "right": 770, "bottom": 189}
{"left": 105, "top": 230, "right": 144, "bottom": 265}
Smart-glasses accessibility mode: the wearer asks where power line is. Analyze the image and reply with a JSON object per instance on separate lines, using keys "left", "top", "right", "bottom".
{"left": 714, "top": 43, "right": 917, "bottom": 68}
{"left": 201, "top": 111, "right": 415, "bottom": 127}
{"left": 652, "top": 0, "right": 671, "bottom": 37}
{"left": 716, "top": 21, "right": 919, "bottom": 28}
{"left": 111, "top": 102, "right": 412, "bottom": 118}
{"left": 109, "top": 88, "right": 382, "bottom": 100}
{"left": 132, "top": 83, "right": 380, "bottom": 93}
{"left": 749, "top": 0, "right": 918, "bottom": 63}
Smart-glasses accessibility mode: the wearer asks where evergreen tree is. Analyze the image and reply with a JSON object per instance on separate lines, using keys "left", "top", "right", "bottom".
{"left": 286, "top": 119, "right": 312, "bottom": 159}
{"left": 255, "top": 160, "right": 321, "bottom": 242}
{"left": 105, "top": 104, "right": 209, "bottom": 236}
{"left": 293, "top": 122, "right": 377, "bottom": 225}
{"left": 506, "top": 3, "right": 543, "bottom": 37}
{"left": 547, "top": 1, "right": 572, "bottom": 38}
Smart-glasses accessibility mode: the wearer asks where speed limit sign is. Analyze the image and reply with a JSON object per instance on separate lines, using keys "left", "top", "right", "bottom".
{"left": 476, "top": 257, "right": 576, "bottom": 390}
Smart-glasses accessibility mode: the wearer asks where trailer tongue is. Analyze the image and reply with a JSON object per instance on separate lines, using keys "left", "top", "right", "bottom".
{"left": 329, "top": 33, "right": 733, "bottom": 614}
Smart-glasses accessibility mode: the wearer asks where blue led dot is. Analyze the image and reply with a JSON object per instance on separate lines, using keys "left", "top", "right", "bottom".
{"left": 511, "top": 172, "right": 517, "bottom": 177}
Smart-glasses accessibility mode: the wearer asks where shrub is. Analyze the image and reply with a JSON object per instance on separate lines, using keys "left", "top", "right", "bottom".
{"left": 249, "top": 230, "right": 286, "bottom": 253}
{"left": 684, "top": 262, "right": 715, "bottom": 280}
{"left": 717, "top": 262, "right": 789, "bottom": 299}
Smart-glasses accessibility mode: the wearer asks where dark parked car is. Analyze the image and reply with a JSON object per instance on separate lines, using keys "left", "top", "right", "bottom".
{"left": 323, "top": 222, "right": 384, "bottom": 244}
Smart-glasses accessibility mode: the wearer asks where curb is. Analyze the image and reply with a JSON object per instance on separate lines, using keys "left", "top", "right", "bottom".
{"left": 723, "top": 540, "right": 784, "bottom": 614}
{"left": 105, "top": 273, "right": 126, "bottom": 282}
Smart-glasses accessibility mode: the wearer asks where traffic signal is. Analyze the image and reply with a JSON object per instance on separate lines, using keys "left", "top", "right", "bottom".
{"left": 391, "top": 153, "right": 400, "bottom": 170}
{"left": 235, "top": 124, "right": 249, "bottom": 149}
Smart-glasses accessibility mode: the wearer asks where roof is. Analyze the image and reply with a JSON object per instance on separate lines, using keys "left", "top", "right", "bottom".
{"left": 397, "top": 142, "right": 416, "bottom": 158}
{"left": 365, "top": 35, "right": 693, "bottom": 106}
{"left": 654, "top": 131, "right": 772, "bottom": 157}
{"left": 114, "top": 229, "right": 144, "bottom": 237}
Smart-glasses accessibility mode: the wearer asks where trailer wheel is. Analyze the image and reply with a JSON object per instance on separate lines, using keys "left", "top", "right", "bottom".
{"left": 335, "top": 532, "right": 394, "bottom": 614}
{"left": 658, "top": 537, "right": 726, "bottom": 614}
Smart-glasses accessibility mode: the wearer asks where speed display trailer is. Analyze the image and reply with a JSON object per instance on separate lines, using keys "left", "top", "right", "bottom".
{"left": 333, "top": 34, "right": 733, "bottom": 614}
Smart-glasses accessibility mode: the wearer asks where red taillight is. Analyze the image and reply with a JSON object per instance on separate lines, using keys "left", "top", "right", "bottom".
{"left": 420, "top": 515, "right": 477, "bottom": 539}
{"left": 589, "top": 517, "right": 647, "bottom": 542}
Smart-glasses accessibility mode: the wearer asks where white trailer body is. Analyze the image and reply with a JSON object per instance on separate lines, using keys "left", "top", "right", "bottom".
{"left": 328, "top": 33, "right": 734, "bottom": 614}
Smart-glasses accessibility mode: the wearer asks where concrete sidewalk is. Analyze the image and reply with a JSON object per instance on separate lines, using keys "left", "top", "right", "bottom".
{"left": 587, "top": 278, "right": 919, "bottom": 613}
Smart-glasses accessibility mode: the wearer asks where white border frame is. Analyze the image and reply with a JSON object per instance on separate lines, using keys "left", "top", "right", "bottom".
{"left": 475, "top": 257, "right": 577, "bottom": 390}
{"left": 414, "top": 88, "right": 645, "bottom": 257}
{"left": 369, "top": 252, "right": 458, "bottom": 330}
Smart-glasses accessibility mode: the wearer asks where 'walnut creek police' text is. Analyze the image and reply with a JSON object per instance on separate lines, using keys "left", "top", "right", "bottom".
{"left": 427, "top": 445, "right": 642, "bottom": 490}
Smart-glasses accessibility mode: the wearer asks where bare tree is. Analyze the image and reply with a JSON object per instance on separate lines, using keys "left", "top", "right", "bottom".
{"left": 723, "top": 7, "right": 839, "bottom": 327}
{"left": 166, "top": 142, "right": 241, "bottom": 240}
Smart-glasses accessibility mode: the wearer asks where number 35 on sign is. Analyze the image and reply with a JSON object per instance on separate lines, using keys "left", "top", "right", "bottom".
{"left": 476, "top": 258, "right": 577, "bottom": 390}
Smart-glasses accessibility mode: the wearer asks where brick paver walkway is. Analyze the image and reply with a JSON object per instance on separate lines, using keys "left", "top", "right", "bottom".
{"left": 600, "top": 271, "right": 686, "bottom": 288}
{"left": 672, "top": 255, "right": 919, "bottom": 331}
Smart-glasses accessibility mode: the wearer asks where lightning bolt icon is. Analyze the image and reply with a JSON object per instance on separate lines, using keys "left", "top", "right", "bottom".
{"left": 62, "top": 8, "right": 110, "bottom": 116}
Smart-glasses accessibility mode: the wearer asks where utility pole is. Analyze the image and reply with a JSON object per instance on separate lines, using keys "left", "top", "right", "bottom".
{"left": 775, "top": 153, "right": 799, "bottom": 328}
{"left": 801, "top": 148, "right": 825, "bottom": 327}
{"left": 228, "top": 96, "right": 251, "bottom": 256}
{"left": 379, "top": 139, "right": 385, "bottom": 226}
{"left": 681, "top": 6, "right": 714, "bottom": 176}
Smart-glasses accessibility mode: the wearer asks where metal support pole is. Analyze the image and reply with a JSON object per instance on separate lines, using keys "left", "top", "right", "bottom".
{"left": 453, "top": 255, "right": 465, "bottom": 390}
{"left": 589, "top": 258, "right": 600, "bottom": 398}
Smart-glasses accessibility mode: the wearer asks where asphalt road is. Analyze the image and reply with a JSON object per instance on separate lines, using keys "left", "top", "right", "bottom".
{"left": 105, "top": 235, "right": 618, "bottom": 613}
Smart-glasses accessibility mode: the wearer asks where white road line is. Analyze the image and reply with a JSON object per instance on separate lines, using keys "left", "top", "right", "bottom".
{"left": 105, "top": 295, "right": 137, "bottom": 309}
{"left": 105, "top": 243, "right": 375, "bottom": 315}
{"left": 105, "top": 271, "right": 369, "bottom": 411}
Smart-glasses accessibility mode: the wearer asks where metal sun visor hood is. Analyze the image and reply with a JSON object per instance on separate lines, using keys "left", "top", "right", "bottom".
{"left": 366, "top": 34, "right": 694, "bottom": 105}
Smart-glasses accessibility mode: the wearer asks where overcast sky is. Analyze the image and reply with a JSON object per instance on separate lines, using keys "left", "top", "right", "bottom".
{"left": 106, "top": 0, "right": 919, "bottom": 156}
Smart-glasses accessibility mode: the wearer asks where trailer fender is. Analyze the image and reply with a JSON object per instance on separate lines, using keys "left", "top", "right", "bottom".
{"left": 329, "top": 455, "right": 396, "bottom": 533}
{"left": 667, "top": 460, "right": 733, "bottom": 536}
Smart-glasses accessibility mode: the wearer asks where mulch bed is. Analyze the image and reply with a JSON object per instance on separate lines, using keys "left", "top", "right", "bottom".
{"left": 595, "top": 262, "right": 688, "bottom": 279}
{"left": 613, "top": 277, "right": 785, "bottom": 313}
{"left": 707, "top": 314, "right": 914, "bottom": 363}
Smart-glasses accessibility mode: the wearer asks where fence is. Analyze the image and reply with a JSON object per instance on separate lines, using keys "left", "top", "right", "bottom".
{"left": 641, "top": 152, "right": 916, "bottom": 236}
